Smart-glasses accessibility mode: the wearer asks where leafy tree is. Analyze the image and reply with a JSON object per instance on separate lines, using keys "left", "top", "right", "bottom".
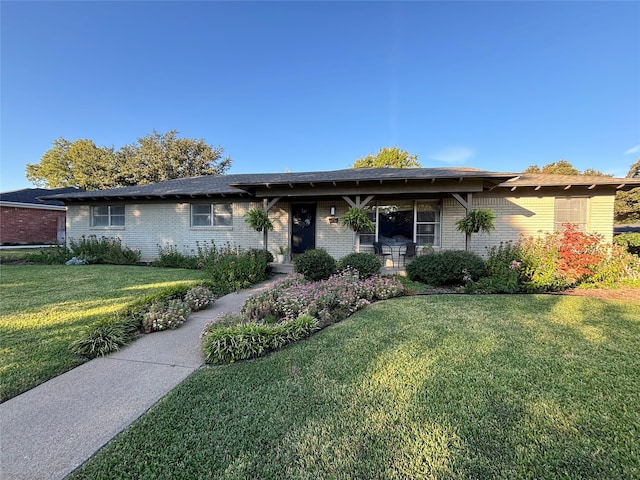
{"left": 26, "top": 130, "right": 231, "bottom": 190}
{"left": 627, "top": 158, "right": 640, "bottom": 178}
{"left": 615, "top": 158, "right": 640, "bottom": 224}
{"left": 26, "top": 138, "right": 118, "bottom": 190}
{"left": 523, "top": 160, "right": 579, "bottom": 175}
{"left": 352, "top": 146, "right": 420, "bottom": 168}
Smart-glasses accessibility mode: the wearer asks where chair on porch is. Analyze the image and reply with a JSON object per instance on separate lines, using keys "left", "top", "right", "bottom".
{"left": 399, "top": 242, "right": 417, "bottom": 266}
{"left": 373, "top": 241, "right": 394, "bottom": 267}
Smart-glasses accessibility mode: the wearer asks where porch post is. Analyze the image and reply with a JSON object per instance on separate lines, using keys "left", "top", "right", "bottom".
{"left": 451, "top": 193, "right": 473, "bottom": 250}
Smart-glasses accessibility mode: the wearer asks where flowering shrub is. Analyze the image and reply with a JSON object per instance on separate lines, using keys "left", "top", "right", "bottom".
{"left": 582, "top": 244, "right": 640, "bottom": 287}
{"left": 518, "top": 224, "right": 605, "bottom": 292}
{"left": 184, "top": 286, "right": 216, "bottom": 311}
{"left": 471, "top": 224, "right": 639, "bottom": 293}
{"left": 242, "top": 269, "right": 404, "bottom": 326}
{"left": 142, "top": 299, "right": 190, "bottom": 333}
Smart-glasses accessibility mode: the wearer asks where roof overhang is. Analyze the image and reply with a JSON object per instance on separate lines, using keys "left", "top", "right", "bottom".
{"left": 229, "top": 172, "right": 517, "bottom": 198}
{"left": 498, "top": 174, "right": 640, "bottom": 192}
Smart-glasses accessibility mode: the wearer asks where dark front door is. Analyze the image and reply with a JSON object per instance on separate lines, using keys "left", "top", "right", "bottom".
{"left": 291, "top": 203, "right": 316, "bottom": 254}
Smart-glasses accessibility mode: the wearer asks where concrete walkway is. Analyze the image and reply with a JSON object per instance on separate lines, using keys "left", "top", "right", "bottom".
{"left": 0, "top": 278, "right": 279, "bottom": 480}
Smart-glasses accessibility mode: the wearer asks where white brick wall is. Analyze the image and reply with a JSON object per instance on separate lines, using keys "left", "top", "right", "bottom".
{"left": 66, "top": 191, "right": 618, "bottom": 261}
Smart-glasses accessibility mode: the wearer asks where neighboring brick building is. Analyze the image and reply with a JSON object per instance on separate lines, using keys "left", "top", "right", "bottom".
{"left": 0, "top": 187, "right": 78, "bottom": 245}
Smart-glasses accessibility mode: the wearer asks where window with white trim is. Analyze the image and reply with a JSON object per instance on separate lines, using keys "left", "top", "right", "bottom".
{"left": 554, "top": 197, "right": 587, "bottom": 231}
{"left": 91, "top": 205, "right": 125, "bottom": 227}
{"left": 416, "top": 201, "right": 441, "bottom": 247}
{"left": 357, "top": 200, "right": 441, "bottom": 247}
{"left": 191, "top": 203, "right": 233, "bottom": 227}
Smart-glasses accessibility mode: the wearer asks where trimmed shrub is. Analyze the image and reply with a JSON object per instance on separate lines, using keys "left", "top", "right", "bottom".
{"left": 337, "top": 252, "right": 382, "bottom": 279}
{"left": 407, "top": 250, "right": 485, "bottom": 286}
{"left": 294, "top": 248, "right": 337, "bottom": 281}
{"left": 614, "top": 233, "right": 640, "bottom": 256}
{"left": 407, "top": 250, "right": 487, "bottom": 286}
{"left": 70, "top": 318, "right": 138, "bottom": 358}
{"left": 202, "top": 313, "right": 320, "bottom": 364}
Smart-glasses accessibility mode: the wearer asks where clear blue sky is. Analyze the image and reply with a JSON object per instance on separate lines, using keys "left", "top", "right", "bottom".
{"left": 2, "top": 1, "right": 639, "bottom": 192}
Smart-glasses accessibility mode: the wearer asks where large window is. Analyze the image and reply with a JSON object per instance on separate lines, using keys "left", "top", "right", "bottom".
{"left": 554, "top": 197, "right": 587, "bottom": 231}
{"left": 416, "top": 201, "right": 441, "bottom": 247}
{"left": 191, "top": 203, "right": 233, "bottom": 227}
{"left": 358, "top": 200, "right": 441, "bottom": 247}
{"left": 91, "top": 205, "right": 125, "bottom": 227}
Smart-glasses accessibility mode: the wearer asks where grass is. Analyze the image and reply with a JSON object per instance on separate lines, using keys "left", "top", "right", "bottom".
{"left": 0, "top": 264, "right": 203, "bottom": 401}
{"left": 68, "top": 294, "right": 640, "bottom": 479}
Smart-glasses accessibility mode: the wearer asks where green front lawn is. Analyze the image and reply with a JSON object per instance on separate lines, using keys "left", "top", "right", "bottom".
{"left": 69, "top": 294, "right": 640, "bottom": 479}
{"left": 0, "top": 265, "right": 203, "bottom": 401}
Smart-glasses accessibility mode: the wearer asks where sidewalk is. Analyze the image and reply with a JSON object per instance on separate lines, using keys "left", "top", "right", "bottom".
{"left": 0, "top": 278, "right": 279, "bottom": 480}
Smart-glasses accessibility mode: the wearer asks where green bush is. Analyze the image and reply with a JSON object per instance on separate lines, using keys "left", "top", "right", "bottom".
{"left": 614, "top": 233, "right": 640, "bottom": 256}
{"left": 68, "top": 236, "right": 141, "bottom": 265}
{"left": 467, "top": 242, "right": 524, "bottom": 293}
{"left": 582, "top": 244, "right": 640, "bottom": 287}
{"left": 294, "top": 248, "right": 337, "bottom": 281}
{"left": 70, "top": 318, "right": 138, "bottom": 358}
{"left": 205, "top": 248, "right": 272, "bottom": 295}
{"left": 24, "top": 245, "right": 73, "bottom": 264}
{"left": 201, "top": 313, "right": 320, "bottom": 364}
{"left": 337, "top": 252, "right": 382, "bottom": 279}
{"left": 407, "top": 250, "right": 487, "bottom": 286}
{"left": 153, "top": 244, "right": 199, "bottom": 269}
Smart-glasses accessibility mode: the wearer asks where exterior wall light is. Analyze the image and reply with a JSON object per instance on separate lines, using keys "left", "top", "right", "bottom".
{"left": 329, "top": 205, "right": 336, "bottom": 216}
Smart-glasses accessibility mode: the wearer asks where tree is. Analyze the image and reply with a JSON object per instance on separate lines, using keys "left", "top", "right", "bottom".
{"left": 352, "top": 146, "right": 421, "bottom": 168}
{"left": 615, "top": 158, "right": 640, "bottom": 224}
{"left": 523, "top": 160, "right": 579, "bottom": 175}
{"left": 26, "top": 138, "right": 118, "bottom": 189}
{"left": 25, "top": 130, "right": 231, "bottom": 190}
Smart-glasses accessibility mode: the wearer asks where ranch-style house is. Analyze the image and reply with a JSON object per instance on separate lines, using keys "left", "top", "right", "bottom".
{"left": 45, "top": 167, "right": 640, "bottom": 265}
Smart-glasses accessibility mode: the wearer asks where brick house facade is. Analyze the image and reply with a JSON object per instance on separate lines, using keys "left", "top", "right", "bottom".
{"left": 45, "top": 169, "right": 640, "bottom": 262}
{"left": 0, "top": 188, "right": 78, "bottom": 245}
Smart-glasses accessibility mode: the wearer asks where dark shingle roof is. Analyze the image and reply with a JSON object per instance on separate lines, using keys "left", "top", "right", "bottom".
{"left": 41, "top": 168, "right": 518, "bottom": 201}
{"left": 0, "top": 187, "right": 80, "bottom": 206}
{"left": 501, "top": 173, "right": 640, "bottom": 189}
{"left": 39, "top": 168, "right": 640, "bottom": 202}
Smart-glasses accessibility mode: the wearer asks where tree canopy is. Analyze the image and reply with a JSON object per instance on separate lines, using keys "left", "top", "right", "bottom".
{"left": 26, "top": 130, "right": 231, "bottom": 190}
{"left": 352, "top": 147, "right": 421, "bottom": 168}
{"left": 615, "top": 158, "right": 640, "bottom": 224}
{"left": 523, "top": 160, "right": 580, "bottom": 175}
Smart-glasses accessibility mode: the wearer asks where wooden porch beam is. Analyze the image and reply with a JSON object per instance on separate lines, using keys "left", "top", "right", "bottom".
{"left": 264, "top": 197, "right": 282, "bottom": 211}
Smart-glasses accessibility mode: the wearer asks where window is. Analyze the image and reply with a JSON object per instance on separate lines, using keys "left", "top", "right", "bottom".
{"left": 554, "top": 197, "right": 587, "bottom": 231}
{"left": 416, "top": 201, "right": 441, "bottom": 247}
{"left": 358, "top": 206, "right": 377, "bottom": 245}
{"left": 191, "top": 203, "right": 233, "bottom": 227}
{"left": 358, "top": 200, "right": 441, "bottom": 247}
{"left": 91, "top": 205, "right": 125, "bottom": 227}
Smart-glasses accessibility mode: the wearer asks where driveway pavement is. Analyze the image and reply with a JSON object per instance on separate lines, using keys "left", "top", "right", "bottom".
{"left": 0, "top": 278, "right": 279, "bottom": 480}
